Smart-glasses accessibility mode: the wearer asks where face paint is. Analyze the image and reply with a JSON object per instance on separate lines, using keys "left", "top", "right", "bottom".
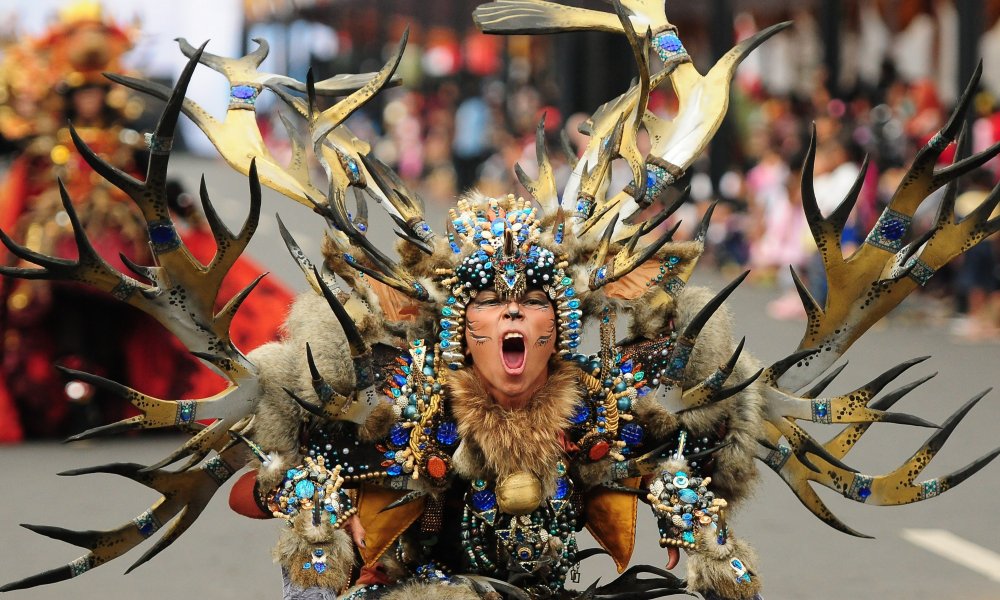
{"left": 465, "top": 289, "right": 556, "bottom": 409}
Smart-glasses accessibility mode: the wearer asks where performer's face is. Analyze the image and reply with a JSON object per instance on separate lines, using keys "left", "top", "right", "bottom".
{"left": 465, "top": 289, "right": 557, "bottom": 409}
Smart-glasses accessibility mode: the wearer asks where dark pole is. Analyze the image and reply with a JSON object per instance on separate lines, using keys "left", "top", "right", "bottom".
{"left": 821, "top": 0, "right": 842, "bottom": 98}
{"left": 957, "top": 0, "right": 983, "bottom": 158}
{"left": 708, "top": 0, "right": 734, "bottom": 198}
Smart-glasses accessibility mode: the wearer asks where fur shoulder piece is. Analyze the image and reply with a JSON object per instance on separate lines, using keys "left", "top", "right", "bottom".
{"left": 447, "top": 361, "right": 583, "bottom": 489}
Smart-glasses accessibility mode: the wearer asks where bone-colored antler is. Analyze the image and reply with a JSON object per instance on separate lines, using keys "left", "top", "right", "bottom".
{"left": 0, "top": 435, "right": 248, "bottom": 591}
{"left": 775, "top": 67, "right": 1000, "bottom": 391}
{"left": 0, "top": 48, "right": 263, "bottom": 467}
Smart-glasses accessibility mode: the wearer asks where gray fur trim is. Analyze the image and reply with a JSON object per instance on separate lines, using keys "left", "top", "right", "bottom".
{"left": 273, "top": 526, "right": 354, "bottom": 592}
{"left": 686, "top": 535, "right": 762, "bottom": 600}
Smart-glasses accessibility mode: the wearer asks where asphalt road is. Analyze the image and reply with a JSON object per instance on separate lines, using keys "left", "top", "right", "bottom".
{"left": 1, "top": 154, "right": 999, "bottom": 599}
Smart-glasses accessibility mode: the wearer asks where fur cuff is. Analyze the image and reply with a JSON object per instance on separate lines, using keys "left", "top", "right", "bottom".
{"left": 686, "top": 535, "right": 761, "bottom": 600}
{"left": 273, "top": 525, "right": 354, "bottom": 591}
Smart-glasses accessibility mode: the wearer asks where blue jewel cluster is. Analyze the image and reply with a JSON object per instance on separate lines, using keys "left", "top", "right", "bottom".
{"left": 302, "top": 547, "right": 330, "bottom": 575}
{"left": 649, "top": 466, "right": 721, "bottom": 549}
{"left": 461, "top": 471, "right": 579, "bottom": 594}
{"left": 267, "top": 456, "right": 354, "bottom": 527}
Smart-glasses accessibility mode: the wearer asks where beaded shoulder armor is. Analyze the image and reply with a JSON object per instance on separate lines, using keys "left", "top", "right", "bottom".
{"left": 2, "top": 1, "right": 999, "bottom": 598}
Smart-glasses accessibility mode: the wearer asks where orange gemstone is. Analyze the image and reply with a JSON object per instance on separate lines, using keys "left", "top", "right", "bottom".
{"left": 588, "top": 440, "right": 609, "bottom": 461}
{"left": 426, "top": 455, "right": 447, "bottom": 479}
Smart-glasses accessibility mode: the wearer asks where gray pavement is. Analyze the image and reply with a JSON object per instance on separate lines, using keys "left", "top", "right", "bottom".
{"left": 2, "top": 154, "right": 999, "bottom": 598}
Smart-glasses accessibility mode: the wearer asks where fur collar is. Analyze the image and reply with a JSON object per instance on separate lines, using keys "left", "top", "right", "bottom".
{"left": 447, "top": 361, "right": 582, "bottom": 489}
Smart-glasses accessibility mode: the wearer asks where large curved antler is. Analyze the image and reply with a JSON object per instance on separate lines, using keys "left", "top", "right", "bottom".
{"left": 0, "top": 439, "right": 247, "bottom": 592}
{"left": 776, "top": 66, "right": 1000, "bottom": 391}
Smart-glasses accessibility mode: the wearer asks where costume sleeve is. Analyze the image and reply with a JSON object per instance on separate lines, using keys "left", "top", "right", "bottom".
{"left": 229, "top": 470, "right": 271, "bottom": 519}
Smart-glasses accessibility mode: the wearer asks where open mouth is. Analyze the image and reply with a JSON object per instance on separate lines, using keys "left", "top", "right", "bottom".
{"left": 501, "top": 332, "right": 526, "bottom": 372}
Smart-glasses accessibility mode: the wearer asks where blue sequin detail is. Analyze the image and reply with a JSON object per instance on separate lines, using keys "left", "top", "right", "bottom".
{"left": 295, "top": 480, "right": 316, "bottom": 499}
{"left": 554, "top": 477, "right": 570, "bottom": 500}
{"left": 880, "top": 218, "right": 906, "bottom": 241}
{"left": 149, "top": 224, "right": 176, "bottom": 246}
{"left": 472, "top": 490, "right": 497, "bottom": 511}
{"left": 436, "top": 421, "right": 459, "bottom": 446}
{"left": 620, "top": 423, "right": 644, "bottom": 445}
{"left": 390, "top": 423, "right": 410, "bottom": 446}
{"left": 231, "top": 84, "right": 256, "bottom": 99}
{"left": 678, "top": 489, "right": 699, "bottom": 504}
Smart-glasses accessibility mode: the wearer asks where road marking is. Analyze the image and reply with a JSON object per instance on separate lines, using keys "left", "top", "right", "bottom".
{"left": 901, "top": 528, "right": 1000, "bottom": 582}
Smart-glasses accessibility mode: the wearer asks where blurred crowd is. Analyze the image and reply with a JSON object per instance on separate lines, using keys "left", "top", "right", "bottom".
{"left": 0, "top": 2, "right": 291, "bottom": 442}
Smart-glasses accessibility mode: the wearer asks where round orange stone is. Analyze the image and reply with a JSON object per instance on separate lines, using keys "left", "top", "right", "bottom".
{"left": 588, "top": 440, "right": 609, "bottom": 461}
{"left": 426, "top": 455, "right": 448, "bottom": 479}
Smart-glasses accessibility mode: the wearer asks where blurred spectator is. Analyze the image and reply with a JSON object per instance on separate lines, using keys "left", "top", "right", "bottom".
{"left": 952, "top": 168, "right": 1000, "bottom": 342}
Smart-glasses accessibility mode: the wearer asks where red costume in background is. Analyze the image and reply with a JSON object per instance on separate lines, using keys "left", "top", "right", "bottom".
{"left": 0, "top": 5, "right": 292, "bottom": 442}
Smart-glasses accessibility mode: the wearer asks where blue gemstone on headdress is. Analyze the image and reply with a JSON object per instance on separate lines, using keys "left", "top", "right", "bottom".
{"left": 880, "top": 218, "right": 906, "bottom": 241}
{"left": 561, "top": 277, "right": 573, "bottom": 286}
{"left": 568, "top": 341, "right": 580, "bottom": 348}
{"left": 231, "top": 84, "right": 256, "bottom": 99}
{"left": 490, "top": 220, "right": 506, "bottom": 236}
{"left": 314, "top": 562, "right": 327, "bottom": 574}
{"left": 668, "top": 256, "right": 680, "bottom": 265}
{"left": 436, "top": 421, "right": 459, "bottom": 446}
{"left": 439, "top": 331, "right": 452, "bottom": 339}
{"left": 554, "top": 477, "right": 570, "bottom": 500}
{"left": 646, "top": 172, "right": 657, "bottom": 188}
{"left": 679, "top": 488, "right": 699, "bottom": 504}
{"left": 149, "top": 224, "right": 176, "bottom": 246}
{"left": 303, "top": 562, "right": 312, "bottom": 570}
{"left": 386, "top": 464, "right": 403, "bottom": 476}
{"left": 295, "top": 480, "right": 316, "bottom": 499}
{"left": 682, "top": 531, "right": 696, "bottom": 543}
{"left": 571, "top": 403, "right": 590, "bottom": 424}
{"left": 858, "top": 486, "right": 871, "bottom": 499}
{"left": 472, "top": 490, "right": 497, "bottom": 511}
{"left": 346, "top": 159, "right": 361, "bottom": 180}
{"left": 357, "top": 223, "right": 367, "bottom": 232}
{"left": 568, "top": 299, "right": 580, "bottom": 309}
{"left": 390, "top": 423, "right": 410, "bottom": 446}
{"left": 442, "top": 307, "right": 453, "bottom": 316}
{"left": 440, "top": 340, "right": 451, "bottom": 348}
{"left": 565, "top": 288, "right": 576, "bottom": 298}
{"left": 638, "top": 386, "right": 652, "bottom": 397}
{"left": 569, "top": 321, "right": 580, "bottom": 329}
{"left": 621, "top": 359, "right": 634, "bottom": 373}
{"left": 658, "top": 33, "right": 683, "bottom": 53}
{"left": 392, "top": 374, "right": 407, "bottom": 387}
{"left": 450, "top": 242, "right": 461, "bottom": 253}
